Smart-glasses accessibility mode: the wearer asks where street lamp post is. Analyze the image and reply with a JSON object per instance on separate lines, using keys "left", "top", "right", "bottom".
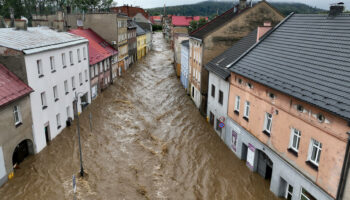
{"left": 75, "top": 92, "right": 86, "bottom": 177}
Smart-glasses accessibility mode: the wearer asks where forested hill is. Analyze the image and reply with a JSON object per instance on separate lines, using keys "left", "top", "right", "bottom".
{"left": 146, "top": 1, "right": 325, "bottom": 17}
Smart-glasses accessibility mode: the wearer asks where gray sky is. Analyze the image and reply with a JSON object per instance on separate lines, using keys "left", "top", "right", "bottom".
{"left": 115, "top": 0, "right": 350, "bottom": 10}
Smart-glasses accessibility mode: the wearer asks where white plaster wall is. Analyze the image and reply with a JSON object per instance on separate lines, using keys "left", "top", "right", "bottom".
{"left": 24, "top": 43, "right": 91, "bottom": 153}
{"left": 0, "top": 146, "right": 5, "bottom": 180}
{"left": 191, "top": 83, "right": 201, "bottom": 108}
{"left": 207, "top": 72, "right": 229, "bottom": 140}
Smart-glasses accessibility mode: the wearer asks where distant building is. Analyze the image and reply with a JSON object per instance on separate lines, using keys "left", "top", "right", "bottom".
{"left": 136, "top": 22, "right": 153, "bottom": 53}
{"left": 150, "top": 16, "right": 162, "bottom": 25}
{"left": 136, "top": 24, "right": 147, "bottom": 60}
{"left": 69, "top": 28, "right": 118, "bottom": 99}
{"left": 180, "top": 40, "right": 189, "bottom": 92}
{"left": 188, "top": 0, "right": 284, "bottom": 115}
{"left": 0, "top": 26, "right": 91, "bottom": 153}
{"left": 117, "top": 14, "right": 129, "bottom": 75}
{"left": 127, "top": 20, "right": 137, "bottom": 66}
{"left": 111, "top": 5, "right": 149, "bottom": 19}
{"left": 0, "top": 63, "right": 33, "bottom": 187}
{"left": 226, "top": 6, "right": 350, "bottom": 200}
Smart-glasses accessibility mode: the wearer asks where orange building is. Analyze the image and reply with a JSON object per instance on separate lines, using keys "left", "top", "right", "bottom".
{"left": 225, "top": 6, "right": 350, "bottom": 200}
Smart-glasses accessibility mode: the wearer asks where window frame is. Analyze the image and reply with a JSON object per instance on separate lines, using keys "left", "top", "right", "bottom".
{"left": 308, "top": 139, "right": 322, "bottom": 166}
{"left": 211, "top": 84, "right": 215, "bottom": 98}
{"left": 13, "top": 105, "right": 22, "bottom": 125}
{"left": 218, "top": 90, "right": 223, "bottom": 105}
{"left": 79, "top": 72, "right": 83, "bottom": 85}
{"left": 71, "top": 76, "right": 76, "bottom": 90}
{"left": 263, "top": 112, "right": 273, "bottom": 134}
{"left": 56, "top": 113, "right": 61, "bottom": 129}
{"left": 234, "top": 96, "right": 240, "bottom": 113}
{"left": 41, "top": 92, "right": 47, "bottom": 109}
{"left": 243, "top": 101, "right": 250, "bottom": 119}
{"left": 50, "top": 56, "right": 56, "bottom": 72}
{"left": 289, "top": 128, "right": 301, "bottom": 153}
{"left": 37, "top": 59, "right": 43, "bottom": 77}
{"left": 69, "top": 51, "right": 74, "bottom": 65}
{"left": 62, "top": 53, "right": 67, "bottom": 68}
{"left": 53, "top": 85, "right": 59, "bottom": 101}
{"left": 77, "top": 49, "right": 81, "bottom": 62}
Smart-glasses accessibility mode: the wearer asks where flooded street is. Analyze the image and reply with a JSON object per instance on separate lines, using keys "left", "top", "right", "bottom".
{"left": 0, "top": 33, "right": 279, "bottom": 200}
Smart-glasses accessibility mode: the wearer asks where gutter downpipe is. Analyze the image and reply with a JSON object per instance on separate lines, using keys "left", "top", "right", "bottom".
{"left": 336, "top": 131, "right": 350, "bottom": 200}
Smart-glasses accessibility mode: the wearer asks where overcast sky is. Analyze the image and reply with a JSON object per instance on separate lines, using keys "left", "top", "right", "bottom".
{"left": 115, "top": 0, "right": 350, "bottom": 10}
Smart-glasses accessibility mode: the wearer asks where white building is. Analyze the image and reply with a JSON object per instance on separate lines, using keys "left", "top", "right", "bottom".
{"left": 0, "top": 27, "right": 91, "bottom": 153}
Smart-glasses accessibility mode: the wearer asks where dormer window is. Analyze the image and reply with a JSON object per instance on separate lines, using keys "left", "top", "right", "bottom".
{"left": 268, "top": 92, "right": 275, "bottom": 99}
{"left": 297, "top": 105, "right": 304, "bottom": 112}
{"left": 317, "top": 114, "right": 325, "bottom": 123}
{"left": 238, "top": 78, "right": 242, "bottom": 84}
{"left": 247, "top": 83, "right": 253, "bottom": 89}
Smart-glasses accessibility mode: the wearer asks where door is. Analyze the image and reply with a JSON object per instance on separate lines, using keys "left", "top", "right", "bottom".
{"left": 44, "top": 125, "right": 51, "bottom": 145}
{"left": 209, "top": 112, "right": 214, "bottom": 127}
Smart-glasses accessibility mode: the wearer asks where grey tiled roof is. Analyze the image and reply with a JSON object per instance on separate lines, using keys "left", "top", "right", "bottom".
{"left": 205, "top": 29, "right": 258, "bottom": 80}
{"left": 135, "top": 23, "right": 146, "bottom": 36}
{"left": 229, "top": 13, "right": 350, "bottom": 120}
{"left": 0, "top": 27, "right": 86, "bottom": 52}
{"left": 136, "top": 22, "right": 151, "bottom": 32}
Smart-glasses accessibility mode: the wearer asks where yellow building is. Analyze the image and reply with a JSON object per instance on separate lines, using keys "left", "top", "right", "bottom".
{"left": 136, "top": 24, "right": 147, "bottom": 60}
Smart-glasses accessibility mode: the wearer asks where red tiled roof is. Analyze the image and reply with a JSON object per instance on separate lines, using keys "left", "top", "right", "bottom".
{"left": 0, "top": 63, "right": 32, "bottom": 107}
{"left": 172, "top": 16, "right": 208, "bottom": 26}
{"left": 69, "top": 28, "right": 118, "bottom": 65}
{"left": 150, "top": 16, "right": 162, "bottom": 24}
{"left": 110, "top": 6, "right": 149, "bottom": 18}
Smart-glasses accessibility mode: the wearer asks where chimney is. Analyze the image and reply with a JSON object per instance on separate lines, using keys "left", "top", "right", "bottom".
{"left": 329, "top": 2, "right": 344, "bottom": 17}
{"left": 14, "top": 19, "right": 27, "bottom": 30}
{"left": 239, "top": 0, "right": 247, "bottom": 10}
{"left": 257, "top": 21, "right": 272, "bottom": 42}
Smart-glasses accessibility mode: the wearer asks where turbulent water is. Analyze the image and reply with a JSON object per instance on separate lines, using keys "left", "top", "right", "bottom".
{"left": 0, "top": 33, "right": 279, "bottom": 200}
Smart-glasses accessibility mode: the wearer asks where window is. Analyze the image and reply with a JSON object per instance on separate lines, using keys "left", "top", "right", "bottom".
{"left": 64, "top": 80, "right": 69, "bottom": 94}
{"left": 192, "top": 86, "right": 194, "bottom": 98}
{"left": 62, "top": 53, "right": 67, "bottom": 68}
{"left": 94, "top": 65, "right": 98, "bottom": 76}
{"left": 218, "top": 90, "right": 223, "bottom": 105}
{"left": 56, "top": 113, "right": 61, "bottom": 129}
{"left": 263, "top": 112, "right": 272, "bottom": 134}
{"left": 69, "top": 51, "right": 73, "bottom": 65}
{"left": 209, "top": 112, "right": 214, "bottom": 126}
{"left": 79, "top": 73, "right": 83, "bottom": 85}
{"left": 77, "top": 49, "right": 81, "bottom": 62}
{"left": 289, "top": 128, "right": 301, "bottom": 153}
{"left": 99, "top": 63, "right": 103, "bottom": 73}
{"left": 71, "top": 76, "right": 75, "bottom": 90}
{"left": 300, "top": 188, "right": 316, "bottom": 200}
{"left": 308, "top": 139, "right": 322, "bottom": 166}
{"left": 85, "top": 70, "right": 88, "bottom": 82}
{"left": 234, "top": 96, "right": 240, "bottom": 113}
{"left": 50, "top": 56, "right": 56, "bottom": 72}
{"left": 41, "top": 92, "right": 47, "bottom": 109}
{"left": 13, "top": 105, "right": 22, "bottom": 125}
{"left": 285, "top": 184, "right": 293, "bottom": 200}
{"left": 83, "top": 47, "right": 87, "bottom": 60}
{"left": 244, "top": 101, "right": 250, "bottom": 119}
{"left": 211, "top": 84, "right": 215, "bottom": 98}
{"left": 247, "top": 82, "right": 253, "bottom": 89}
{"left": 317, "top": 114, "right": 325, "bottom": 123}
{"left": 53, "top": 85, "right": 59, "bottom": 101}
{"left": 297, "top": 104, "right": 304, "bottom": 112}
{"left": 37, "top": 59, "right": 43, "bottom": 77}
{"left": 90, "top": 66, "right": 94, "bottom": 78}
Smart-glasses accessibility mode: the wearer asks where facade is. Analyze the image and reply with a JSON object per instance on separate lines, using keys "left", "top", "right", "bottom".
{"left": 0, "top": 27, "right": 91, "bottom": 153}
{"left": 136, "top": 22, "right": 153, "bottom": 53}
{"left": 136, "top": 24, "right": 147, "bottom": 60}
{"left": 226, "top": 10, "right": 350, "bottom": 200}
{"left": 117, "top": 14, "right": 129, "bottom": 75}
{"left": 188, "top": 0, "right": 284, "bottom": 115}
{"left": 69, "top": 28, "right": 118, "bottom": 99}
{"left": 127, "top": 20, "right": 137, "bottom": 66}
{"left": 150, "top": 16, "right": 162, "bottom": 25}
{"left": 0, "top": 64, "right": 33, "bottom": 187}
{"left": 180, "top": 40, "right": 189, "bottom": 92}
{"left": 205, "top": 27, "right": 270, "bottom": 143}
{"left": 174, "top": 34, "right": 189, "bottom": 77}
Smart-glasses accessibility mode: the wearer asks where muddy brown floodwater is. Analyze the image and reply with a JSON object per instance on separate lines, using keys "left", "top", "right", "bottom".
{"left": 0, "top": 33, "right": 280, "bottom": 200}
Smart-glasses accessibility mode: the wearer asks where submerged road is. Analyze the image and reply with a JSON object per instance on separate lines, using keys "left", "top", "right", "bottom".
{"left": 0, "top": 32, "right": 279, "bottom": 200}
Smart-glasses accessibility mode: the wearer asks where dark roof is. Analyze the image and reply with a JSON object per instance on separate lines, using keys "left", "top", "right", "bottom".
{"left": 229, "top": 13, "right": 350, "bottom": 120}
{"left": 205, "top": 29, "right": 258, "bottom": 80}
{"left": 181, "top": 40, "right": 189, "bottom": 48}
{"left": 128, "top": 20, "right": 137, "bottom": 29}
{"left": 136, "top": 22, "right": 151, "bottom": 32}
{"left": 190, "top": 4, "right": 248, "bottom": 39}
{"left": 0, "top": 63, "right": 32, "bottom": 107}
{"left": 135, "top": 23, "right": 146, "bottom": 36}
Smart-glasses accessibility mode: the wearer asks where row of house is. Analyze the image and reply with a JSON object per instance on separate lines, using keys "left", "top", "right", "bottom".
{"left": 0, "top": 7, "right": 153, "bottom": 187}
{"left": 179, "top": 0, "right": 350, "bottom": 200}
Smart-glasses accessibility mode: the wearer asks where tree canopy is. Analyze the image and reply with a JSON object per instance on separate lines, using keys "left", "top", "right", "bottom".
{"left": 188, "top": 17, "right": 207, "bottom": 33}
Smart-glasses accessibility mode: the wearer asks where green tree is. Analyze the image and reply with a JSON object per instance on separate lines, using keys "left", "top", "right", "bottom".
{"left": 188, "top": 17, "right": 207, "bottom": 33}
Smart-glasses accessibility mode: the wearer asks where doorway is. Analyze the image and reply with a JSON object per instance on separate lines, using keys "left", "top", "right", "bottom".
{"left": 12, "top": 140, "right": 34, "bottom": 167}
{"left": 44, "top": 124, "right": 51, "bottom": 145}
{"left": 257, "top": 151, "right": 273, "bottom": 181}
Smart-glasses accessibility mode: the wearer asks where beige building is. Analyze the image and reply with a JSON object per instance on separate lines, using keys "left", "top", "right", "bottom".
{"left": 0, "top": 63, "right": 34, "bottom": 187}
{"left": 188, "top": 0, "right": 284, "bottom": 115}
